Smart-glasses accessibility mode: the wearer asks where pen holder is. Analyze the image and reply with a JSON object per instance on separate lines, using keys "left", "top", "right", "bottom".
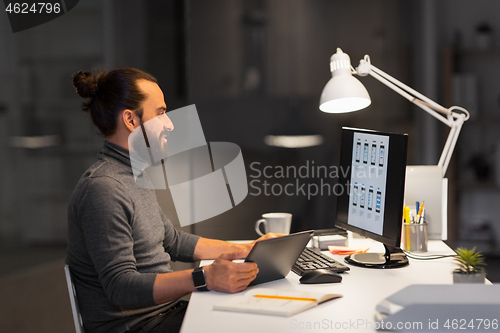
{"left": 402, "top": 222, "right": 428, "bottom": 252}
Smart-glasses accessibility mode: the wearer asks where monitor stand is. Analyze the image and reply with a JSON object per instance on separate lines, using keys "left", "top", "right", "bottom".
{"left": 344, "top": 244, "right": 409, "bottom": 268}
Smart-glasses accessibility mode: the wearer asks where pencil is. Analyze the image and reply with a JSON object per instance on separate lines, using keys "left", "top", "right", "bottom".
{"left": 254, "top": 295, "right": 317, "bottom": 302}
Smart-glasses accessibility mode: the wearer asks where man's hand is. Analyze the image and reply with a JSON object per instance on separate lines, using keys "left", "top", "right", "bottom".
{"left": 194, "top": 233, "right": 286, "bottom": 261}
{"left": 239, "top": 232, "right": 286, "bottom": 258}
{"left": 204, "top": 250, "right": 259, "bottom": 293}
{"left": 255, "top": 232, "right": 286, "bottom": 242}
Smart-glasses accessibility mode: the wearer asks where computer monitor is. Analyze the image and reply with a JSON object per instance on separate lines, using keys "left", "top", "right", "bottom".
{"left": 335, "top": 127, "right": 409, "bottom": 268}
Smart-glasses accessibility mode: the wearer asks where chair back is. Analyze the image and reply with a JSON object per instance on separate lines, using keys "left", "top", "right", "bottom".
{"left": 64, "top": 264, "right": 85, "bottom": 333}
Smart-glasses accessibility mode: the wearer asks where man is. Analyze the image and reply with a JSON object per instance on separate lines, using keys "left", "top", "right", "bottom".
{"left": 67, "top": 68, "right": 276, "bottom": 333}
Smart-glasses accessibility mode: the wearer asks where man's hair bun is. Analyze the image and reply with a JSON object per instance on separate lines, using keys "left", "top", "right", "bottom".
{"left": 72, "top": 71, "right": 99, "bottom": 99}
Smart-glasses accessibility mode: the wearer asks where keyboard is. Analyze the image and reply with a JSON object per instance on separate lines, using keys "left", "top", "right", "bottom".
{"left": 292, "top": 247, "right": 350, "bottom": 276}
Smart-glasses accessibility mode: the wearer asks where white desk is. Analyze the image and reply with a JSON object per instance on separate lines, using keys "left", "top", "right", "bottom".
{"left": 180, "top": 240, "right": 458, "bottom": 333}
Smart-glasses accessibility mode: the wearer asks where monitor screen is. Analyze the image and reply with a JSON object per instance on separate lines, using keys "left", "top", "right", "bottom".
{"left": 335, "top": 127, "right": 408, "bottom": 268}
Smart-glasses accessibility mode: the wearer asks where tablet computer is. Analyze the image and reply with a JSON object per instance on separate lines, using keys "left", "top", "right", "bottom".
{"left": 245, "top": 230, "right": 314, "bottom": 285}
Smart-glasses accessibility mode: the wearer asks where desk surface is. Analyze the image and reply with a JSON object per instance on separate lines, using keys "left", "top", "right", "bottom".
{"left": 180, "top": 239, "right": 458, "bottom": 333}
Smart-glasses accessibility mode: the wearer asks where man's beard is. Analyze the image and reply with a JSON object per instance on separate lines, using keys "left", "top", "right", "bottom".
{"left": 138, "top": 121, "right": 170, "bottom": 167}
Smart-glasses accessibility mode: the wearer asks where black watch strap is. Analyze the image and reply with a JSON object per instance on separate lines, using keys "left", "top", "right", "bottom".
{"left": 192, "top": 266, "right": 209, "bottom": 291}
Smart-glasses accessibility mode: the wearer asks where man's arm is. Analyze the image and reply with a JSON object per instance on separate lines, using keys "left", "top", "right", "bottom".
{"left": 152, "top": 250, "right": 258, "bottom": 304}
{"left": 193, "top": 233, "right": 282, "bottom": 260}
{"left": 152, "top": 233, "right": 284, "bottom": 304}
{"left": 193, "top": 238, "right": 248, "bottom": 260}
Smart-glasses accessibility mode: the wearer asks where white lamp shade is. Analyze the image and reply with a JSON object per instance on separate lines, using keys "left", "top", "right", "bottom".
{"left": 319, "top": 75, "right": 371, "bottom": 113}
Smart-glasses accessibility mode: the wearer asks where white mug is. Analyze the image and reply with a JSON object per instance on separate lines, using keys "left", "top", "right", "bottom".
{"left": 254, "top": 213, "right": 292, "bottom": 236}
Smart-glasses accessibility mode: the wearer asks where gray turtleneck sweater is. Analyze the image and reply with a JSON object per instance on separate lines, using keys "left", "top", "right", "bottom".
{"left": 66, "top": 141, "right": 200, "bottom": 333}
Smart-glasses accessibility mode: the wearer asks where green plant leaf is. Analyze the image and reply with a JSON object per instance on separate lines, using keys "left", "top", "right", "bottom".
{"left": 453, "top": 247, "right": 486, "bottom": 274}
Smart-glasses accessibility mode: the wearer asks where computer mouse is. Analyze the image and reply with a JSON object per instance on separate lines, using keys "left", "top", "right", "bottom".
{"left": 299, "top": 269, "right": 343, "bottom": 284}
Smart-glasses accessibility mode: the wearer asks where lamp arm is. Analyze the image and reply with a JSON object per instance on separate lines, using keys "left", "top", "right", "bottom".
{"left": 355, "top": 55, "right": 469, "bottom": 177}
{"left": 367, "top": 67, "right": 453, "bottom": 126}
{"left": 438, "top": 116, "right": 464, "bottom": 177}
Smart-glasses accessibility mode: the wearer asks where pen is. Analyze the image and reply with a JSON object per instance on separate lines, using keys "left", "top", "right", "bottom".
{"left": 254, "top": 295, "right": 317, "bottom": 302}
{"left": 416, "top": 201, "right": 424, "bottom": 223}
{"left": 416, "top": 201, "right": 420, "bottom": 216}
{"left": 419, "top": 202, "right": 425, "bottom": 223}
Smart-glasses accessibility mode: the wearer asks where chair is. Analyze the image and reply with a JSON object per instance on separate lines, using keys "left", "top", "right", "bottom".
{"left": 64, "top": 264, "right": 85, "bottom": 333}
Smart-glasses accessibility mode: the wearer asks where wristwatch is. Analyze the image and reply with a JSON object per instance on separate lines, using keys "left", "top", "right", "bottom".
{"left": 192, "top": 266, "right": 209, "bottom": 291}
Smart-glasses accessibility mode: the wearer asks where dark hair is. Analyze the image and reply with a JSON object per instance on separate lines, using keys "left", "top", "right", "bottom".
{"left": 72, "top": 68, "right": 157, "bottom": 137}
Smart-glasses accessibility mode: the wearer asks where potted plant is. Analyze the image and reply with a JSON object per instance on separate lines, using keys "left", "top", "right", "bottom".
{"left": 453, "top": 247, "right": 487, "bottom": 284}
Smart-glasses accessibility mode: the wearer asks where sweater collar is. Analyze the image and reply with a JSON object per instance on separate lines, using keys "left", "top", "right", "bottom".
{"left": 101, "top": 141, "right": 152, "bottom": 179}
{"left": 100, "top": 141, "right": 132, "bottom": 169}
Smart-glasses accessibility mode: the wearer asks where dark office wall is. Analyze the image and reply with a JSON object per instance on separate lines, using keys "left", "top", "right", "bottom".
{"left": 0, "top": 0, "right": 415, "bottom": 244}
{"left": 162, "top": 0, "right": 415, "bottom": 239}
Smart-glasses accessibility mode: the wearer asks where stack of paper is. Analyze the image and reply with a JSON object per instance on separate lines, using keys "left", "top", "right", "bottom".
{"left": 312, "top": 235, "right": 347, "bottom": 250}
{"left": 328, "top": 245, "right": 369, "bottom": 255}
{"left": 375, "top": 285, "right": 500, "bottom": 332}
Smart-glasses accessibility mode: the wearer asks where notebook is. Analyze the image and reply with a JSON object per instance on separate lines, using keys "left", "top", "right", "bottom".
{"left": 245, "top": 230, "right": 314, "bottom": 285}
{"left": 214, "top": 287, "right": 342, "bottom": 317}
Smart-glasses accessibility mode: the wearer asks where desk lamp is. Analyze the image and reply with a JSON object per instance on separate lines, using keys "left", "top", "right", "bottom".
{"left": 320, "top": 48, "right": 470, "bottom": 240}
{"left": 319, "top": 48, "right": 469, "bottom": 177}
